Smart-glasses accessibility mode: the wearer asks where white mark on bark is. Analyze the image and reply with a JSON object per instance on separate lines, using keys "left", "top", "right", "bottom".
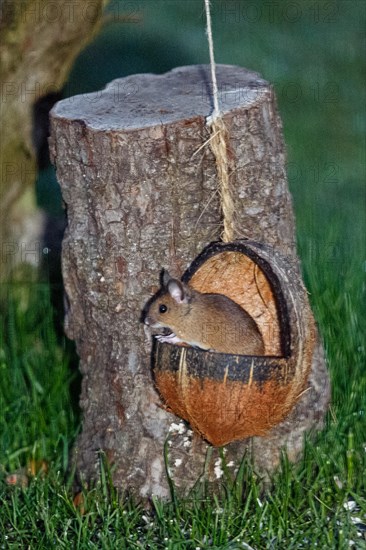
{"left": 183, "top": 437, "right": 191, "bottom": 448}
{"left": 214, "top": 458, "right": 223, "bottom": 479}
{"left": 140, "top": 457, "right": 169, "bottom": 499}
{"left": 169, "top": 421, "right": 186, "bottom": 435}
{"left": 127, "top": 349, "right": 138, "bottom": 374}
{"left": 143, "top": 400, "right": 170, "bottom": 439}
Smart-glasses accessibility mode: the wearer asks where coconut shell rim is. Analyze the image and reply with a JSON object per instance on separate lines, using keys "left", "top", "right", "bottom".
{"left": 153, "top": 340, "right": 294, "bottom": 385}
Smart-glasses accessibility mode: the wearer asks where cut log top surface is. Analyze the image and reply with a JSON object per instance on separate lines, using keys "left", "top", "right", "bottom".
{"left": 51, "top": 65, "right": 269, "bottom": 131}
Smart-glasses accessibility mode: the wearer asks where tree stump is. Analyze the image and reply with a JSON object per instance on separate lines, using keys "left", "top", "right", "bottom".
{"left": 49, "top": 65, "right": 330, "bottom": 498}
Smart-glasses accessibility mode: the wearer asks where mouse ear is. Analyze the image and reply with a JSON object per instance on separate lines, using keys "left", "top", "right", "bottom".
{"left": 162, "top": 269, "right": 172, "bottom": 287}
{"left": 167, "top": 279, "right": 187, "bottom": 304}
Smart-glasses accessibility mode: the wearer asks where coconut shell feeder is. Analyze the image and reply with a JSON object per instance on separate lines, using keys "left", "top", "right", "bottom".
{"left": 153, "top": 239, "right": 316, "bottom": 447}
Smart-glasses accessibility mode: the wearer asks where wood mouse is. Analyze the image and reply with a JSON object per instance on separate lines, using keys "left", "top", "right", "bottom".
{"left": 144, "top": 271, "right": 264, "bottom": 355}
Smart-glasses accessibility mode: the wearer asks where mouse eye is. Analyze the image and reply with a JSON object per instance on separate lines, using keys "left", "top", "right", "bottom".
{"left": 159, "top": 304, "right": 168, "bottom": 313}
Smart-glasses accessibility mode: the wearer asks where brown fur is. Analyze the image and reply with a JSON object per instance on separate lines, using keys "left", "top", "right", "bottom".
{"left": 145, "top": 275, "right": 264, "bottom": 355}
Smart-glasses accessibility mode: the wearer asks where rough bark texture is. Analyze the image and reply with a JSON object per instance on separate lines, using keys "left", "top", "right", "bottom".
{"left": 49, "top": 65, "right": 330, "bottom": 498}
{"left": 0, "top": 0, "right": 109, "bottom": 278}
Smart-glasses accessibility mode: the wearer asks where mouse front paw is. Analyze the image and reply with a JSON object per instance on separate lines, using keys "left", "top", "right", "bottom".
{"left": 155, "top": 333, "right": 182, "bottom": 345}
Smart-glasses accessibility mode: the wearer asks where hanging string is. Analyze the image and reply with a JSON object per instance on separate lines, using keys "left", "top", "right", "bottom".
{"left": 204, "top": 0, "right": 220, "bottom": 124}
{"left": 204, "top": 0, "right": 235, "bottom": 243}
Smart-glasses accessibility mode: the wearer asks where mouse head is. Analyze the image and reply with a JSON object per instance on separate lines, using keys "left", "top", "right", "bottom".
{"left": 144, "top": 271, "right": 192, "bottom": 330}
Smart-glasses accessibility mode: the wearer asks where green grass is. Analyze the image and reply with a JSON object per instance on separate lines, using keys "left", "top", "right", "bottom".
{"left": 1, "top": 0, "right": 365, "bottom": 547}
{"left": 0, "top": 285, "right": 78, "bottom": 473}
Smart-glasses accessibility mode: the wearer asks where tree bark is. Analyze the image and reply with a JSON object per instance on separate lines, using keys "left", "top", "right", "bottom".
{"left": 49, "top": 65, "right": 330, "bottom": 498}
{"left": 0, "top": 0, "right": 109, "bottom": 279}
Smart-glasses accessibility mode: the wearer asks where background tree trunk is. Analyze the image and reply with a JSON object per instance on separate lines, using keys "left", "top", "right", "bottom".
{"left": 50, "top": 65, "right": 330, "bottom": 498}
{"left": 0, "top": 0, "right": 109, "bottom": 279}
